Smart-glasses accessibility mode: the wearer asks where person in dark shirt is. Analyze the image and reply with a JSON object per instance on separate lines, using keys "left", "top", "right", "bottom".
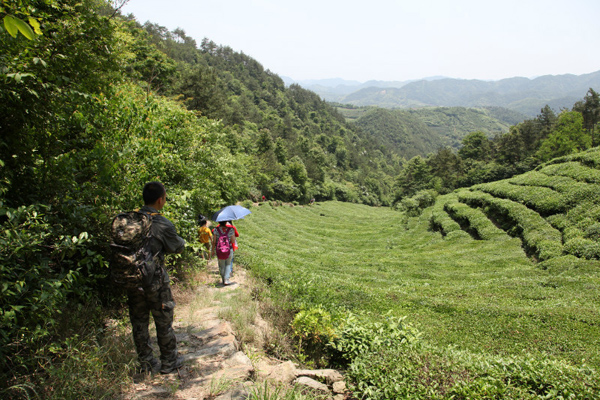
{"left": 128, "top": 182, "right": 186, "bottom": 374}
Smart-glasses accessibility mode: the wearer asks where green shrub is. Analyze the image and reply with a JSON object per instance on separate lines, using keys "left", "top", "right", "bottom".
{"left": 291, "top": 306, "right": 336, "bottom": 366}
{"left": 444, "top": 229, "right": 471, "bottom": 240}
{"left": 333, "top": 182, "right": 359, "bottom": 203}
{"left": 536, "top": 255, "right": 591, "bottom": 273}
{"left": 0, "top": 204, "right": 107, "bottom": 375}
{"left": 545, "top": 213, "right": 569, "bottom": 230}
{"left": 347, "top": 343, "right": 600, "bottom": 400}
{"left": 541, "top": 146, "right": 600, "bottom": 169}
{"left": 241, "top": 199, "right": 254, "bottom": 209}
{"left": 509, "top": 170, "right": 600, "bottom": 206}
{"left": 399, "top": 189, "right": 438, "bottom": 217}
{"left": 584, "top": 222, "right": 600, "bottom": 240}
{"left": 328, "top": 312, "right": 420, "bottom": 367}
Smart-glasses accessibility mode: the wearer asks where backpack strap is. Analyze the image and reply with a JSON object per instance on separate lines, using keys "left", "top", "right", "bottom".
{"left": 134, "top": 208, "right": 161, "bottom": 216}
{"left": 217, "top": 226, "right": 231, "bottom": 240}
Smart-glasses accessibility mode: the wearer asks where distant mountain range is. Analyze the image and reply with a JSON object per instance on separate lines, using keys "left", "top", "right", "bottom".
{"left": 281, "top": 76, "right": 445, "bottom": 102}
{"left": 283, "top": 71, "right": 600, "bottom": 116}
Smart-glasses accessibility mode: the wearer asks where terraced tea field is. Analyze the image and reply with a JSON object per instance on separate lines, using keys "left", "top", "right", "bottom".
{"left": 236, "top": 149, "right": 600, "bottom": 371}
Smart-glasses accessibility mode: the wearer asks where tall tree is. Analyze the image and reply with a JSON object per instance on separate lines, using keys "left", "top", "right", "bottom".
{"left": 458, "top": 131, "right": 493, "bottom": 161}
{"left": 427, "top": 147, "right": 463, "bottom": 193}
{"left": 573, "top": 88, "right": 600, "bottom": 146}
{"left": 537, "top": 111, "right": 589, "bottom": 161}
{"left": 395, "top": 156, "right": 433, "bottom": 199}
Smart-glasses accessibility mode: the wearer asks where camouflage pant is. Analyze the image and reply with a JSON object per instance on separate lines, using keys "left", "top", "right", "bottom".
{"left": 127, "top": 280, "right": 178, "bottom": 369}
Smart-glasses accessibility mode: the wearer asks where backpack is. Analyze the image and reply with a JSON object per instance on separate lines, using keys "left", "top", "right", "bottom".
{"left": 215, "top": 227, "right": 232, "bottom": 260}
{"left": 110, "top": 210, "right": 158, "bottom": 291}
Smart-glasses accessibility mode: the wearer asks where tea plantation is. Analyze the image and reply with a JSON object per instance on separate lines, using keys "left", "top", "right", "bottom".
{"left": 236, "top": 148, "right": 600, "bottom": 398}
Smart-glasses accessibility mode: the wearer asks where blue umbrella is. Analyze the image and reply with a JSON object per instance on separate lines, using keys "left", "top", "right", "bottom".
{"left": 212, "top": 205, "right": 252, "bottom": 222}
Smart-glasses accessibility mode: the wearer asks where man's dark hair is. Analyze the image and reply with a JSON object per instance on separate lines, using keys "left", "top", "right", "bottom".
{"left": 143, "top": 181, "right": 166, "bottom": 205}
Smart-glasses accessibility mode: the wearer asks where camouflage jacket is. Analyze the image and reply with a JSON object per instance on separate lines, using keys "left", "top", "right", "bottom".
{"left": 139, "top": 205, "right": 186, "bottom": 281}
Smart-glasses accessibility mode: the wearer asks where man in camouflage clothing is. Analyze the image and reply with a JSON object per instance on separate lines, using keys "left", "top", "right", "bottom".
{"left": 128, "top": 181, "right": 186, "bottom": 374}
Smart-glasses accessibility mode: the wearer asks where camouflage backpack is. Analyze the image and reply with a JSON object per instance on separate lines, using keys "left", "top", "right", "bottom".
{"left": 110, "top": 210, "right": 159, "bottom": 291}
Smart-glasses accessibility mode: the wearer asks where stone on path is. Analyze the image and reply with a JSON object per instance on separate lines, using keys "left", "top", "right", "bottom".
{"left": 255, "top": 359, "right": 298, "bottom": 384}
{"left": 296, "top": 368, "right": 344, "bottom": 385}
{"left": 293, "top": 376, "right": 330, "bottom": 394}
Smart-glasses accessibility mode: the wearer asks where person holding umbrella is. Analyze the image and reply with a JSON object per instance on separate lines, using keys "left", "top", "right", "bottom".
{"left": 211, "top": 220, "right": 236, "bottom": 285}
{"left": 211, "top": 205, "right": 251, "bottom": 286}
{"left": 224, "top": 220, "right": 239, "bottom": 276}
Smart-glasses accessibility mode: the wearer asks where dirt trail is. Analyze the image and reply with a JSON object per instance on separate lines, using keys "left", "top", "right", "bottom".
{"left": 124, "top": 259, "right": 348, "bottom": 400}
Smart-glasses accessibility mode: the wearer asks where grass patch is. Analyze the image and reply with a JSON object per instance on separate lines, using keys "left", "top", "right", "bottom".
{"left": 1, "top": 308, "right": 136, "bottom": 400}
{"left": 235, "top": 201, "right": 600, "bottom": 376}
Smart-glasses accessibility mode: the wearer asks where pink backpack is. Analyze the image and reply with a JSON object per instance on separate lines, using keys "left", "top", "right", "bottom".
{"left": 215, "top": 227, "right": 232, "bottom": 260}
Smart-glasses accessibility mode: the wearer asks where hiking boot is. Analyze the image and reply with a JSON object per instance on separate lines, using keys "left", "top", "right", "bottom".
{"left": 160, "top": 356, "right": 184, "bottom": 374}
{"left": 139, "top": 358, "right": 160, "bottom": 374}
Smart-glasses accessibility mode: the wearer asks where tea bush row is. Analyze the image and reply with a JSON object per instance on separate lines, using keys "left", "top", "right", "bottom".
{"left": 443, "top": 199, "right": 509, "bottom": 241}
{"left": 546, "top": 212, "right": 600, "bottom": 259}
{"left": 562, "top": 237, "right": 600, "bottom": 259}
{"left": 538, "top": 161, "right": 600, "bottom": 183}
{"left": 429, "top": 196, "right": 463, "bottom": 238}
{"left": 458, "top": 190, "right": 563, "bottom": 260}
{"left": 541, "top": 146, "right": 600, "bottom": 169}
{"left": 472, "top": 180, "right": 567, "bottom": 215}
{"left": 508, "top": 171, "right": 600, "bottom": 204}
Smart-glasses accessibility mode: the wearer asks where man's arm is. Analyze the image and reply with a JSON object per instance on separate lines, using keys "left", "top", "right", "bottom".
{"left": 161, "top": 219, "right": 186, "bottom": 254}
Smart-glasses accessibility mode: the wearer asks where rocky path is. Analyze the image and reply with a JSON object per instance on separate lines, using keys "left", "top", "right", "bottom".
{"left": 124, "top": 260, "right": 348, "bottom": 400}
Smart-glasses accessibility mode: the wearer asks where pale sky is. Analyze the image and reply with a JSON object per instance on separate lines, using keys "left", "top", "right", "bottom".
{"left": 121, "top": 0, "right": 600, "bottom": 83}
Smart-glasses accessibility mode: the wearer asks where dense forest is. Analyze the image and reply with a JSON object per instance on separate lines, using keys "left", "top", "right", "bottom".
{"left": 1, "top": 0, "right": 600, "bottom": 396}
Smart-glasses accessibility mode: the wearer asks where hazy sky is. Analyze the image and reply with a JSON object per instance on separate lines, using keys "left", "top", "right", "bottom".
{"left": 121, "top": 0, "right": 600, "bottom": 83}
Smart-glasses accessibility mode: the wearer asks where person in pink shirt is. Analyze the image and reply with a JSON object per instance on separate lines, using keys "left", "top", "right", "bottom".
{"left": 225, "top": 221, "right": 239, "bottom": 276}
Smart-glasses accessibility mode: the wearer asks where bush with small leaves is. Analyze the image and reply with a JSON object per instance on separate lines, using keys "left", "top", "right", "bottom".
{"left": 347, "top": 342, "right": 600, "bottom": 400}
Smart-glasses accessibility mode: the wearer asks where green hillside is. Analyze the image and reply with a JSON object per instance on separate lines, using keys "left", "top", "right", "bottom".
{"left": 337, "top": 106, "right": 524, "bottom": 157}
{"left": 407, "top": 106, "right": 524, "bottom": 148}
{"left": 351, "top": 108, "right": 446, "bottom": 159}
{"left": 236, "top": 147, "right": 600, "bottom": 398}
{"left": 337, "top": 72, "right": 600, "bottom": 116}
{"left": 137, "top": 29, "right": 402, "bottom": 206}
